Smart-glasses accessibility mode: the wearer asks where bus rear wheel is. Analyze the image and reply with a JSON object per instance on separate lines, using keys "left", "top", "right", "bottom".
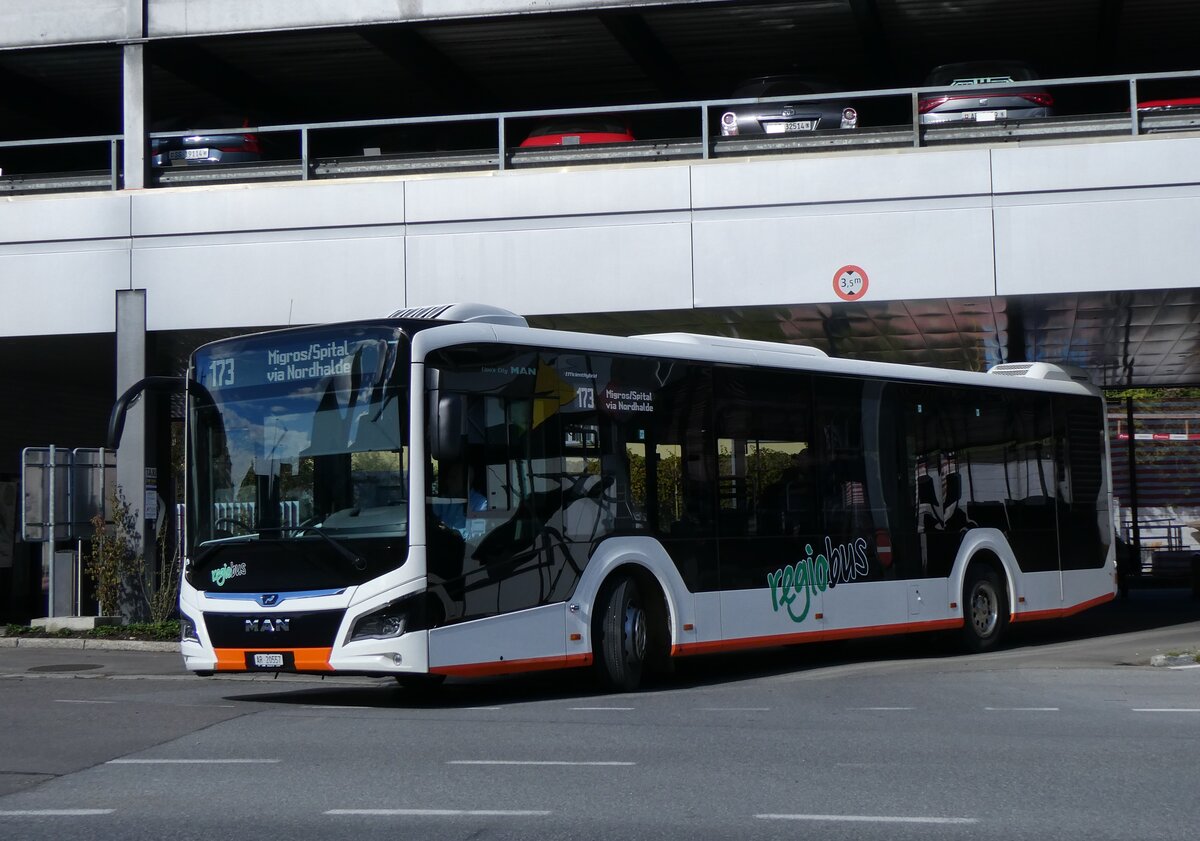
{"left": 595, "top": 575, "right": 651, "bottom": 692}
{"left": 960, "top": 562, "right": 1009, "bottom": 653}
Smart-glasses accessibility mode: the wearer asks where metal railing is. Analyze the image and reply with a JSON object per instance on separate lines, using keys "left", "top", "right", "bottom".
{"left": 3, "top": 69, "right": 1200, "bottom": 195}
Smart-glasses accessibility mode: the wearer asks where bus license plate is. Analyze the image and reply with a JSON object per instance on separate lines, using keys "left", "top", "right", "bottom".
{"left": 251, "top": 653, "right": 285, "bottom": 669}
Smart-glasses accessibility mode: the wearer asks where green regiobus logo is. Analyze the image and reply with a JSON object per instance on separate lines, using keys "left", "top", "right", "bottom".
{"left": 767, "top": 536, "right": 870, "bottom": 623}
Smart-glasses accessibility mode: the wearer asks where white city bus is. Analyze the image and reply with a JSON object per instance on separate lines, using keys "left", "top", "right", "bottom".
{"left": 112, "top": 304, "right": 1116, "bottom": 691}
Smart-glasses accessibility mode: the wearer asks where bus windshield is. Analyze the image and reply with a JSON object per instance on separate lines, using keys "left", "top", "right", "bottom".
{"left": 187, "top": 325, "right": 410, "bottom": 591}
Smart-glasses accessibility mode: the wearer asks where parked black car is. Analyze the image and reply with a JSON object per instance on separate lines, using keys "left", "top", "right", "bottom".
{"left": 718, "top": 75, "right": 859, "bottom": 136}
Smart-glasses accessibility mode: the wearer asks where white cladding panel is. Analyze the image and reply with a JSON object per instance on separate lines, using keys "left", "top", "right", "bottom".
{"left": 134, "top": 230, "right": 406, "bottom": 330}
{"left": 690, "top": 148, "right": 993, "bottom": 208}
{"left": 0, "top": 193, "right": 130, "bottom": 245}
{"left": 0, "top": 0, "right": 134, "bottom": 47}
{"left": 693, "top": 203, "right": 996, "bottom": 307}
{"left": 405, "top": 165, "right": 691, "bottom": 222}
{"left": 2, "top": 138, "right": 1199, "bottom": 336}
{"left": 991, "top": 135, "right": 1200, "bottom": 194}
{"left": 406, "top": 220, "right": 693, "bottom": 314}
{"left": 148, "top": 1, "right": 695, "bottom": 37}
{"left": 994, "top": 192, "right": 1200, "bottom": 295}
{"left": 0, "top": 245, "right": 129, "bottom": 336}
{"left": 131, "top": 181, "right": 404, "bottom": 236}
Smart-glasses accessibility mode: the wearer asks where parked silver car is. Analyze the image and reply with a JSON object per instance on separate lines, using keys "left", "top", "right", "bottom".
{"left": 719, "top": 75, "right": 858, "bottom": 136}
{"left": 919, "top": 61, "right": 1054, "bottom": 125}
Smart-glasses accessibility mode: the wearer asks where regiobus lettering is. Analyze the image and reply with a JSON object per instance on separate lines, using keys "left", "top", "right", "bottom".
{"left": 768, "top": 536, "right": 870, "bottom": 623}
{"left": 108, "top": 303, "right": 1116, "bottom": 692}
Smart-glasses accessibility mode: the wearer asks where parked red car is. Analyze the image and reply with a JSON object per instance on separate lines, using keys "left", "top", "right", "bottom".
{"left": 519, "top": 117, "right": 635, "bottom": 147}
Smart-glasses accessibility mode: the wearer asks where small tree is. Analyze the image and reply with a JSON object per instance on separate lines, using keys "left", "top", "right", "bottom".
{"left": 87, "top": 488, "right": 143, "bottom": 619}
{"left": 145, "top": 515, "right": 181, "bottom": 624}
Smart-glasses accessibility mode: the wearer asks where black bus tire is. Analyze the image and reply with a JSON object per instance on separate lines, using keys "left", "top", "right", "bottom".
{"left": 960, "top": 561, "right": 1009, "bottom": 653}
{"left": 595, "top": 575, "right": 649, "bottom": 692}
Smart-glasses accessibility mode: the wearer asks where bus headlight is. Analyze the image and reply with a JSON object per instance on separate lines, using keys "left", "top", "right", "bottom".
{"left": 181, "top": 613, "right": 201, "bottom": 643}
{"left": 349, "top": 598, "right": 418, "bottom": 642}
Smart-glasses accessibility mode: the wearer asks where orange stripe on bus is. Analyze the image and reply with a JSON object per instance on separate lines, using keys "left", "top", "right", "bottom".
{"left": 670, "top": 618, "right": 963, "bottom": 657}
{"left": 430, "top": 653, "right": 593, "bottom": 678}
{"left": 213, "top": 648, "right": 334, "bottom": 672}
{"left": 1009, "top": 592, "right": 1116, "bottom": 623}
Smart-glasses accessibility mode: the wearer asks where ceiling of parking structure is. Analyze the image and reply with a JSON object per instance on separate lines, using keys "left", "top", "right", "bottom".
{"left": 528, "top": 287, "right": 1200, "bottom": 387}
{"left": 8, "top": 0, "right": 1200, "bottom": 136}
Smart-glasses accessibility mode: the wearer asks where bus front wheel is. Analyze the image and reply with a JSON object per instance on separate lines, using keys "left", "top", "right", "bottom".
{"left": 960, "top": 562, "right": 1009, "bottom": 653}
{"left": 595, "top": 575, "right": 650, "bottom": 692}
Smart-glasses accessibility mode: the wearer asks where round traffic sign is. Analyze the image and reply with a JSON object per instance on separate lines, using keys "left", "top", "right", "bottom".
{"left": 833, "top": 265, "right": 869, "bottom": 301}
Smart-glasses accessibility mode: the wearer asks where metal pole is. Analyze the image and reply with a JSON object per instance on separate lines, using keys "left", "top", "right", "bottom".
{"left": 1125, "top": 395, "right": 1141, "bottom": 575}
{"left": 912, "top": 91, "right": 921, "bottom": 147}
{"left": 301, "top": 128, "right": 309, "bottom": 181}
{"left": 1128, "top": 79, "right": 1139, "bottom": 136}
{"left": 46, "top": 445, "right": 55, "bottom": 617}
{"left": 497, "top": 116, "right": 506, "bottom": 171}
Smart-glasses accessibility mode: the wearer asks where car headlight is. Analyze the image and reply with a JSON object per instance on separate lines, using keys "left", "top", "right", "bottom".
{"left": 841, "top": 107, "right": 858, "bottom": 130}
{"left": 720, "top": 111, "right": 739, "bottom": 136}
{"left": 349, "top": 597, "right": 421, "bottom": 642}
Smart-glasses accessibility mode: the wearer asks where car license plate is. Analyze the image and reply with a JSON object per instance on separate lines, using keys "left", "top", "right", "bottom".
{"left": 251, "top": 653, "right": 285, "bottom": 668}
{"left": 765, "top": 121, "right": 815, "bottom": 134}
{"left": 168, "top": 148, "right": 210, "bottom": 161}
{"left": 964, "top": 110, "right": 1006, "bottom": 122}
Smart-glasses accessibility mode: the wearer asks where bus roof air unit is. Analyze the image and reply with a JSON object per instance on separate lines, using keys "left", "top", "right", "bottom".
{"left": 389, "top": 303, "right": 528, "bottom": 328}
{"left": 987, "top": 362, "right": 1092, "bottom": 383}
{"left": 634, "top": 333, "right": 828, "bottom": 357}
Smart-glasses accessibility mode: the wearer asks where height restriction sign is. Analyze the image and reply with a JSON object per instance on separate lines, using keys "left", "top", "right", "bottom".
{"left": 833, "top": 265, "right": 869, "bottom": 300}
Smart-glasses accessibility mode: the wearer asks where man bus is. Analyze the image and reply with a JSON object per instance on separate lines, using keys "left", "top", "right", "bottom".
{"left": 110, "top": 303, "right": 1116, "bottom": 691}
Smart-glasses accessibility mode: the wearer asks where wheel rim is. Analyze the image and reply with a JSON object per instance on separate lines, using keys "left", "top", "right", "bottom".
{"left": 625, "top": 601, "right": 647, "bottom": 663}
{"left": 970, "top": 580, "right": 999, "bottom": 638}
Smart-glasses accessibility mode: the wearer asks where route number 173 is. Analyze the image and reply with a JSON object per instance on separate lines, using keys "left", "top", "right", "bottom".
{"left": 208, "top": 358, "right": 236, "bottom": 388}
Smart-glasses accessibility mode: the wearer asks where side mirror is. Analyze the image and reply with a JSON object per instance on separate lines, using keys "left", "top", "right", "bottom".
{"left": 432, "top": 393, "right": 465, "bottom": 463}
{"left": 107, "top": 376, "right": 187, "bottom": 449}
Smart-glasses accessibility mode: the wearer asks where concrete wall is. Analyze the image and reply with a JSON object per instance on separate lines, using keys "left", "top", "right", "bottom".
{"left": 0, "top": 0, "right": 713, "bottom": 47}
{"left": 3, "top": 134, "right": 1200, "bottom": 337}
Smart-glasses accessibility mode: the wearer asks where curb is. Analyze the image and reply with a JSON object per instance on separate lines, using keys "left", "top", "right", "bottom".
{"left": 1150, "top": 653, "right": 1199, "bottom": 667}
{"left": 0, "top": 637, "right": 179, "bottom": 653}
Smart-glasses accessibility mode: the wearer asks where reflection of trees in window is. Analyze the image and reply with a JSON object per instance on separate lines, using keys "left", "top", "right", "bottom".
{"left": 628, "top": 447, "right": 683, "bottom": 528}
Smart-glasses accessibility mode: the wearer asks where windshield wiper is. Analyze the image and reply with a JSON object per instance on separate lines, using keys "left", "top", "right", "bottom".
{"left": 261, "top": 525, "right": 368, "bottom": 572}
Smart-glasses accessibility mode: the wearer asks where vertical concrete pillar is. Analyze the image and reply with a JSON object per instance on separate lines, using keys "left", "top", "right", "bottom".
{"left": 116, "top": 289, "right": 147, "bottom": 619}
{"left": 122, "top": 42, "right": 146, "bottom": 190}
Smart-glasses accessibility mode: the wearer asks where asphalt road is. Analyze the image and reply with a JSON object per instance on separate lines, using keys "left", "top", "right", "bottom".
{"left": 1, "top": 588, "right": 1198, "bottom": 841}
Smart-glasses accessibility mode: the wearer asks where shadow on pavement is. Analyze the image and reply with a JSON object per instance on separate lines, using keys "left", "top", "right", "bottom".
{"left": 222, "top": 587, "right": 1200, "bottom": 710}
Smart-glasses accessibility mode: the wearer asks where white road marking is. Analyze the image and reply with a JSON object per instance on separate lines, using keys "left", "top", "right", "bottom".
{"left": 54, "top": 699, "right": 116, "bottom": 705}
{"left": 1169, "top": 664, "right": 1200, "bottom": 670}
{"left": 985, "top": 707, "right": 1059, "bottom": 711}
{"left": 756, "top": 813, "right": 977, "bottom": 825}
{"left": 465, "top": 706, "right": 505, "bottom": 711}
{"left": 569, "top": 706, "right": 634, "bottom": 711}
{"left": 107, "top": 759, "right": 280, "bottom": 764}
{"left": 851, "top": 706, "right": 915, "bottom": 711}
{"left": 0, "top": 809, "right": 114, "bottom": 816}
{"left": 449, "top": 760, "right": 635, "bottom": 766}
{"left": 1133, "top": 708, "right": 1200, "bottom": 713}
{"left": 698, "top": 707, "right": 771, "bottom": 711}
{"left": 326, "top": 809, "right": 552, "bottom": 816}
